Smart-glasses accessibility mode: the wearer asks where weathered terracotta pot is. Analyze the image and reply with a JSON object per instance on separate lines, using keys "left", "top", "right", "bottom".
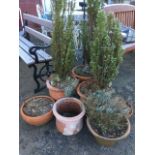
{"left": 86, "top": 117, "right": 131, "bottom": 147}
{"left": 77, "top": 80, "right": 97, "bottom": 102}
{"left": 46, "top": 80, "right": 65, "bottom": 100}
{"left": 20, "top": 96, "right": 54, "bottom": 126}
{"left": 53, "top": 97, "right": 85, "bottom": 136}
{"left": 72, "top": 65, "right": 92, "bottom": 82}
{"left": 126, "top": 102, "right": 134, "bottom": 118}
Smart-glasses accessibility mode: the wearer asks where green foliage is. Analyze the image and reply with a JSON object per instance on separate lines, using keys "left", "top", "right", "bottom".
{"left": 85, "top": 90, "right": 130, "bottom": 137}
{"left": 81, "top": 0, "right": 101, "bottom": 64}
{"left": 81, "top": 1, "right": 123, "bottom": 87}
{"left": 89, "top": 11, "right": 123, "bottom": 88}
{"left": 51, "top": 0, "right": 75, "bottom": 79}
{"left": 50, "top": 74, "right": 79, "bottom": 92}
{"left": 64, "top": 77, "right": 79, "bottom": 97}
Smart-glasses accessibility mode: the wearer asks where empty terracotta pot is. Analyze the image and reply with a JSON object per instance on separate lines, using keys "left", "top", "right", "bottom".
{"left": 46, "top": 80, "right": 65, "bottom": 100}
{"left": 86, "top": 117, "right": 131, "bottom": 147}
{"left": 20, "top": 96, "right": 54, "bottom": 126}
{"left": 53, "top": 97, "right": 85, "bottom": 136}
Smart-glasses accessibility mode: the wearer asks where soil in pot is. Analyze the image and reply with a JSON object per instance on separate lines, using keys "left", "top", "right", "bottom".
{"left": 80, "top": 82, "right": 100, "bottom": 98}
{"left": 49, "top": 74, "right": 79, "bottom": 97}
{"left": 74, "top": 65, "right": 93, "bottom": 77}
{"left": 23, "top": 98, "right": 53, "bottom": 117}
{"left": 89, "top": 116, "right": 128, "bottom": 138}
{"left": 49, "top": 74, "right": 78, "bottom": 89}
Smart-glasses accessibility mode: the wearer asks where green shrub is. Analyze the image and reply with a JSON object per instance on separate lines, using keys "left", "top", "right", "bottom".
{"left": 85, "top": 90, "right": 130, "bottom": 137}
{"left": 90, "top": 11, "right": 123, "bottom": 88}
{"left": 51, "top": 0, "right": 75, "bottom": 80}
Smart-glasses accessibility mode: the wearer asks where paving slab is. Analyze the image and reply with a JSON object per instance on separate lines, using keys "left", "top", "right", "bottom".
{"left": 19, "top": 52, "right": 135, "bottom": 155}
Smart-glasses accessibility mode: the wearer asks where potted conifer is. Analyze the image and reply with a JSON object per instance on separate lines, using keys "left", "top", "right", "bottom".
{"left": 77, "top": 9, "right": 123, "bottom": 99}
{"left": 85, "top": 90, "right": 131, "bottom": 146}
{"left": 46, "top": 0, "right": 79, "bottom": 100}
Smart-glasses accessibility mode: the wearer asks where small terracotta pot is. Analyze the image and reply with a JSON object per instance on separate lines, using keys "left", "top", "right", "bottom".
{"left": 77, "top": 80, "right": 97, "bottom": 102}
{"left": 53, "top": 97, "right": 85, "bottom": 136}
{"left": 46, "top": 80, "right": 65, "bottom": 101}
{"left": 20, "top": 96, "right": 54, "bottom": 126}
{"left": 72, "top": 65, "right": 92, "bottom": 82}
{"left": 86, "top": 117, "right": 131, "bottom": 147}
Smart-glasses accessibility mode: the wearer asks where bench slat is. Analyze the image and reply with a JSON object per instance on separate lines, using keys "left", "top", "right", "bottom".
{"left": 122, "top": 43, "right": 135, "bottom": 54}
{"left": 19, "top": 47, "right": 35, "bottom": 65}
{"left": 19, "top": 36, "right": 52, "bottom": 61}
{"left": 23, "top": 13, "right": 52, "bottom": 30}
{"left": 19, "top": 40, "right": 46, "bottom": 62}
{"left": 19, "top": 35, "right": 34, "bottom": 46}
{"left": 24, "top": 26, "right": 51, "bottom": 45}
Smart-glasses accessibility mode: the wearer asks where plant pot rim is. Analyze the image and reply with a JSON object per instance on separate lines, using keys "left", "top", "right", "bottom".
{"left": 72, "top": 65, "right": 92, "bottom": 80}
{"left": 126, "top": 102, "right": 134, "bottom": 118}
{"left": 77, "top": 79, "right": 98, "bottom": 99}
{"left": 20, "top": 95, "right": 54, "bottom": 119}
{"left": 46, "top": 79, "right": 64, "bottom": 92}
{"left": 86, "top": 117, "right": 131, "bottom": 141}
{"left": 53, "top": 97, "right": 85, "bottom": 122}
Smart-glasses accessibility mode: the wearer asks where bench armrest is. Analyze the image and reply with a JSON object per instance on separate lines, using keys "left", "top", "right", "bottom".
{"left": 29, "top": 44, "right": 51, "bottom": 63}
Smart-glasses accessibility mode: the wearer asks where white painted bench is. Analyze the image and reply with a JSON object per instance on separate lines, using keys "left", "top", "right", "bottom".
{"left": 19, "top": 13, "right": 53, "bottom": 93}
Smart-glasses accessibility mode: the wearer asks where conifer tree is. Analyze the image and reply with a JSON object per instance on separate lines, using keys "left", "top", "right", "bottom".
{"left": 90, "top": 11, "right": 123, "bottom": 88}
{"left": 51, "top": 0, "right": 75, "bottom": 80}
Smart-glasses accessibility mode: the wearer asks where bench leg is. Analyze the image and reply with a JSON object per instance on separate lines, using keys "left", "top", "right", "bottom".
{"left": 39, "top": 62, "right": 53, "bottom": 82}
{"left": 30, "top": 62, "right": 53, "bottom": 93}
{"left": 30, "top": 64, "right": 41, "bottom": 93}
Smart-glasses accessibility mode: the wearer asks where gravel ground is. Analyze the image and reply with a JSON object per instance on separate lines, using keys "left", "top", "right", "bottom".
{"left": 19, "top": 52, "right": 135, "bottom": 155}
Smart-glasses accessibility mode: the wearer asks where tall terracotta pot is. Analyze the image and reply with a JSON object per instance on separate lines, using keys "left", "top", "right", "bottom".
{"left": 53, "top": 97, "right": 85, "bottom": 136}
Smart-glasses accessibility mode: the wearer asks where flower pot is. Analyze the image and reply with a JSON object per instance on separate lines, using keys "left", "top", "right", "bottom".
{"left": 72, "top": 65, "right": 93, "bottom": 82}
{"left": 77, "top": 80, "right": 98, "bottom": 102}
{"left": 53, "top": 97, "right": 85, "bottom": 136}
{"left": 126, "top": 102, "right": 134, "bottom": 118}
{"left": 20, "top": 96, "right": 54, "bottom": 126}
{"left": 46, "top": 80, "right": 65, "bottom": 100}
{"left": 86, "top": 117, "right": 131, "bottom": 147}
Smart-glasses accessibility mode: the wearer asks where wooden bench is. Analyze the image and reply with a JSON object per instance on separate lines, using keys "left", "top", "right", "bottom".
{"left": 19, "top": 13, "right": 53, "bottom": 93}
{"left": 104, "top": 4, "right": 135, "bottom": 54}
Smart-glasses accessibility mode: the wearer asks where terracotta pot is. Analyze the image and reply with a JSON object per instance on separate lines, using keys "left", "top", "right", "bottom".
{"left": 72, "top": 65, "right": 92, "bottom": 82}
{"left": 53, "top": 97, "right": 85, "bottom": 136}
{"left": 86, "top": 117, "right": 131, "bottom": 147}
{"left": 20, "top": 96, "right": 54, "bottom": 126}
{"left": 77, "top": 80, "right": 97, "bottom": 102}
{"left": 126, "top": 102, "right": 134, "bottom": 118}
{"left": 46, "top": 80, "right": 65, "bottom": 100}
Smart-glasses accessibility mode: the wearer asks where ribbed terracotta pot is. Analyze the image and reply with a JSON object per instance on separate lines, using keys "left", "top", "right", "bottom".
{"left": 46, "top": 80, "right": 65, "bottom": 101}
{"left": 86, "top": 117, "right": 131, "bottom": 147}
{"left": 53, "top": 97, "right": 85, "bottom": 136}
{"left": 20, "top": 96, "right": 54, "bottom": 126}
{"left": 72, "top": 65, "right": 92, "bottom": 82}
{"left": 77, "top": 79, "right": 97, "bottom": 102}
